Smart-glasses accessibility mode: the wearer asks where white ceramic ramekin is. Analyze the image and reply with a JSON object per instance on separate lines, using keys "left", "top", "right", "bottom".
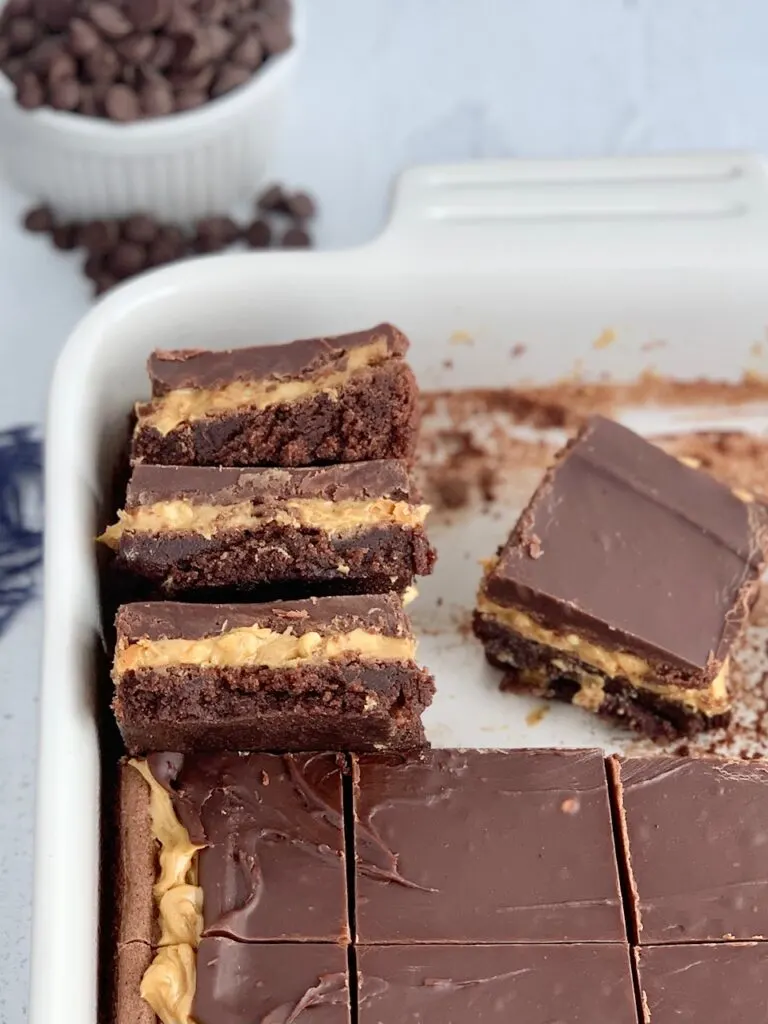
{"left": 0, "top": 3, "right": 303, "bottom": 220}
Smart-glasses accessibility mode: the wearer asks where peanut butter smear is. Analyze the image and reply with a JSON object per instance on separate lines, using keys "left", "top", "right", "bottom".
{"left": 98, "top": 496, "right": 430, "bottom": 549}
{"left": 137, "top": 338, "right": 390, "bottom": 436}
{"left": 116, "top": 626, "right": 416, "bottom": 675}
{"left": 477, "top": 594, "right": 731, "bottom": 716}
{"left": 130, "top": 759, "right": 204, "bottom": 1024}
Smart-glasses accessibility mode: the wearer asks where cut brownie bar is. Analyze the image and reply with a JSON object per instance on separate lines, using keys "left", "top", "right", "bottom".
{"left": 112, "top": 594, "right": 435, "bottom": 753}
{"left": 474, "top": 415, "right": 767, "bottom": 738}
{"left": 357, "top": 944, "right": 638, "bottom": 1024}
{"left": 99, "top": 460, "right": 435, "bottom": 597}
{"left": 636, "top": 944, "right": 768, "bottom": 1024}
{"left": 131, "top": 324, "right": 420, "bottom": 467}
{"left": 611, "top": 755, "right": 768, "bottom": 943}
{"left": 352, "top": 748, "right": 625, "bottom": 943}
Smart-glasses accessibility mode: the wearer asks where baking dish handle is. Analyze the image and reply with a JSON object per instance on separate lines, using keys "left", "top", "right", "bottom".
{"left": 371, "top": 152, "right": 768, "bottom": 269}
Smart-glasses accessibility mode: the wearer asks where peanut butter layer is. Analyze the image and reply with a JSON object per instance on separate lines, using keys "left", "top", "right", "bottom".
{"left": 129, "top": 759, "right": 203, "bottom": 1024}
{"left": 139, "top": 338, "right": 391, "bottom": 436}
{"left": 116, "top": 625, "right": 416, "bottom": 675}
{"left": 99, "top": 496, "right": 429, "bottom": 549}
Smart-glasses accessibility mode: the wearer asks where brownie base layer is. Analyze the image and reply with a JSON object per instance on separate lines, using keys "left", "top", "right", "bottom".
{"left": 474, "top": 613, "right": 730, "bottom": 739}
{"left": 131, "top": 361, "right": 420, "bottom": 467}
{"left": 115, "top": 660, "right": 435, "bottom": 753}
{"left": 117, "top": 523, "right": 436, "bottom": 597}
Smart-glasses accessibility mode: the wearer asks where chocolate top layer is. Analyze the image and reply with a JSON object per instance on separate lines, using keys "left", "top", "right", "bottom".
{"left": 125, "top": 460, "right": 416, "bottom": 508}
{"left": 116, "top": 593, "right": 411, "bottom": 643}
{"left": 357, "top": 944, "right": 638, "bottom": 1024}
{"left": 612, "top": 755, "right": 768, "bottom": 943}
{"left": 636, "top": 944, "right": 768, "bottom": 1024}
{"left": 194, "top": 938, "right": 349, "bottom": 1024}
{"left": 352, "top": 748, "right": 624, "bottom": 943}
{"left": 148, "top": 324, "right": 408, "bottom": 394}
{"left": 147, "top": 751, "right": 348, "bottom": 942}
{"left": 486, "top": 415, "right": 765, "bottom": 673}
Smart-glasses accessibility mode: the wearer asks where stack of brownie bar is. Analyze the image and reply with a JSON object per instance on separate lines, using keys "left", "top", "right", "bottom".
{"left": 101, "top": 323, "right": 437, "bottom": 753}
{"left": 115, "top": 746, "right": 768, "bottom": 1023}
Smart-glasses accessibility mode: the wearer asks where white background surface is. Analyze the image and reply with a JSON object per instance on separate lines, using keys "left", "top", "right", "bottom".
{"left": 3, "top": 1, "right": 768, "bottom": 1018}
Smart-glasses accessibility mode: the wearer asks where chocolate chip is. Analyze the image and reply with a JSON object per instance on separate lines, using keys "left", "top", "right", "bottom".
{"left": 47, "top": 48, "right": 76, "bottom": 83}
{"left": 52, "top": 223, "right": 79, "bottom": 250}
{"left": 194, "top": 215, "right": 238, "bottom": 252}
{"left": 281, "top": 226, "right": 311, "bottom": 248}
{"left": 257, "top": 183, "right": 287, "bottom": 212}
{"left": 230, "top": 31, "right": 261, "bottom": 70}
{"left": 104, "top": 82, "right": 140, "bottom": 120}
{"left": 83, "top": 252, "right": 106, "bottom": 280}
{"left": 23, "top": 205, "right": 55, "bottom": 233}
{"left": 50, "top": 76, "right": 80, "bottom": 109}
{"left": 202, "top": 23, "right": 230, "bottom": 60}
{"left": 147, "top": 229, "right": 186, "bottom": 266}
{"left": 26, "top": 37, "right": 60, "bottom": 73}
{"left": 93, "top": 271, "right": 118, "bottom": 295}
{"left": 258, "top": 15, "right": 292, "bottom": 55}
{"left": 115, "top": 33, "right": 155, "bottom": 63}
{"left": 2, "top": 56, "right": 23, "bottom": 82}
{"left": 108, "top": 240, "right": 146, "bottom": 278}
{"left": 88, "top": 2, "right": 133, "bottom": 39}
{"left": 285, "top": 191, "right": 315, "bottom": 220}
{"left": 173, "top": 87, "right": 205, "bottom": 110}
{"left": 211, "top": 62, "right": 249, "bottom": 96}
{"left": 4, "top": 0, "right": 33, "bottom": 17}
{"left": 244, "top": 218, "right": 270, "bottom": 248}
{"left": 165, "top": 0, "right": 198, "bottom": 36}
{"left": 167, "top": 62, "right": 212, "bottom": 91}
{"left": 15, "top": 70, "right": 44, "bottom": 108}
{"left": 84, "top": 45, "right": 120, "bottom": 82}
{"left": 6, "top": 17, "right": 38, "bottom": 52}
{"left": 148, "top": 35, "right": 174, "bottom": 69}
{"left": 195, "top": 0, "right": 227, "bottom": 22}
{"left": 122, "top": 214, "right": 158, "bottom": 243}
{"left": 139, "top": 74, "right": 174, "bottom": 115}
{"left": 78, "top": 83, "right": 99, "bottom": 114}
{"left": 68, "top": 18, "right": 101, "bottom": 57}
{"left": 79, "top": 218, "right": 120, "bottom": 254}
{"left": 127, "top": 0, "right": 171, "bottom": 31}
{"left": 33, "top": 0, "right": 74, "bottom": 32}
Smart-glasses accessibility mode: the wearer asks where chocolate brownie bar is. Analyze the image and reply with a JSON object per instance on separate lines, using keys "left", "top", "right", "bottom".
{"left": 131, "top": 324, "right": 420, "bottom": 467}
{"left": 99, "top": 461, "right": 435, "bottom": 597}
{"left": 635, "top": 943, "right": 768, "bottom": 1024}
{"left": 357, "top": 944, "right": 638, "bottom": 1024}
{"left": 611, "top": 755, "right": 768, "bottom": 943}
{"left": 112, "top": 594, "right": 435, "bottom": 753}
{"left": 474, "top": 415, "right": 767, "bottom": 738}
{"left": 351, "top": 748, "right": 625, "bottom": 943}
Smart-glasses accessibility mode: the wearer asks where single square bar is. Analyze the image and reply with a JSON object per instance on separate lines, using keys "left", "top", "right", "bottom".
{"left": 112, "top": 594, "right": 435, "bottom": 753}
{"left": 192, "top": 940, "right": 350, "bottom": 1024}
{"left": 99, "top": 461, "right": 435, "bottom": 597}
{"left": 357, "top": 944, "right": 638, "bottom": 1024}
{"left": 611, "top": 754, "right": 768, "bottom": 943}
{"left": 131, "top": 324, "right": 420, "bottom": 467}
{"left": 635, "top": 944, "right": 768, "bottom": 1024}
{"left": 352, "top": 748, "right": 625, "bottom": 943}
{"left": 474, "top": 415, "right": 766, "bottom": 738}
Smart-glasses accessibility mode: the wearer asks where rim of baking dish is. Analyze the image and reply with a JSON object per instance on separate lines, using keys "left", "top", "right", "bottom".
{"left": 0, "top": 0, "right": 305, "bottom": 142}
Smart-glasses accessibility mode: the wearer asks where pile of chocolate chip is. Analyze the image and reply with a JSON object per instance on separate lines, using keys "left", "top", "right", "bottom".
{"left": 0, "top": 0, "right": 291, "bottom": 120}
{"left": 24, "top": 183, "right": 315, "bottom": 294}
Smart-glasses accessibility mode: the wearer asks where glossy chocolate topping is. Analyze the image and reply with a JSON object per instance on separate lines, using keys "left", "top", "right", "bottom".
{"left": 636, "top": 944, "right": 768, "bottom": 1024}
{"left": 352, "top": 748, "right": 624, "bottom": 943}
{"left": 612, "top": 755, "right": 768, "bottom": 943}
{"left": 193, "top": 939, "right": 349, "bottom": 1024}
{"left": 125, "top": 460, "right": 416, "bottom": 508}
{"left": 357, "top": 944, "right": 638, "bottom": 1024}
{"left": 148, "top": 324, "right": 408, "bottom": 394}
{"left": 116, "top": 593, "right": 411, "bottom": 643}
{"left": 485, "top": 415, "right": 765, "bottom": 673}
{"left": 146, "top": 751, "right": 349, "bottom": 942}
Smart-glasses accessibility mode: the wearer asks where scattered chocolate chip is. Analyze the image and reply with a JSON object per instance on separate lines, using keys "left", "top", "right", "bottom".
{"left": 244, "top": 218, "right": 270, "bottom": 248}
{"left": 68, "top": 18, "right": 101, "bottom": 56}
{"left": 23, "top": 205, "right": 54, "bottom": 233}
{"left": 88, "top": 2, "right": 133, "bottom": 39}
{"left": 194, "top": 215, "right": 238, "bottom": 252}
{"left": 122, "top": 214, "right": 158, "bottom": 244}
{"left": 281, "top": 225, "right": 311, "bottom": 248}
{"left": 79, "top": 218, "right": 121, "bottom": 253}
{"left": 52, "top": 223, "right": 79, "bottom": 250}
{"left": 50, "top": 75, "right": 80, "bottom": 109}
{"left": 93, "top": 271, "right": 118, "bottom": 295}
{"left": 285, "top": 191, "right": 315, "bottom": 220}
{"left": 108, "top": 240, "right": 146, "bottom": 278}
{"left": 256, "top": 183, "right": 286, "bottom": 212}
{"left": 83, "top": 252, "right": 105, "bottom": 280}
{"left": 104, "top": 82, "right": 140, "bottom": 120}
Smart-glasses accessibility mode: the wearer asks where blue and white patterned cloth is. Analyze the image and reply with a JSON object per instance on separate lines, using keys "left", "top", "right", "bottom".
{"left": 0, "top": 426, "right": 43, "bottom": 637}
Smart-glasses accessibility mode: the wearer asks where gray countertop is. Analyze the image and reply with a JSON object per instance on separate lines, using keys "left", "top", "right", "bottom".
{"left": 2, "top": 0, "right": 768, "bottom": 1019}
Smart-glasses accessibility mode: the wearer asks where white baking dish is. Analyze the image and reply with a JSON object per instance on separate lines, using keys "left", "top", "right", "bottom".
{"left": 34, "top": 151, "right": 768, "bottom": 1024}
